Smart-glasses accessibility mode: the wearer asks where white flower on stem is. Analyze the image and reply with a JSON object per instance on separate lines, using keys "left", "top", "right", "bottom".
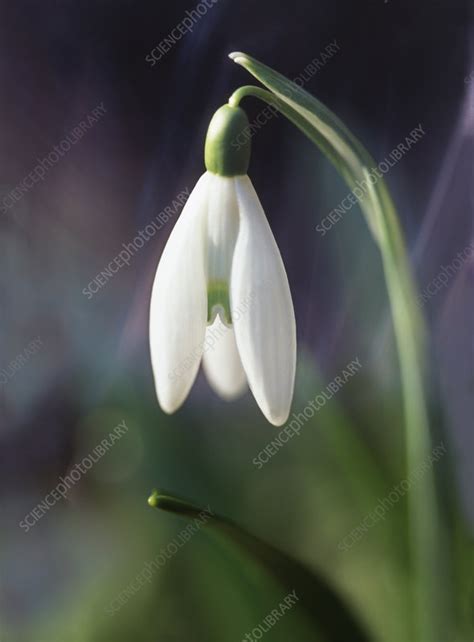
{"left": 149, "top": 105, "right": 296, "bottom": 426}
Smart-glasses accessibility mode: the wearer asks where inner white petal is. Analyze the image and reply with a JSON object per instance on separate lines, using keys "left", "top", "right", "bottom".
{"left": 206, "top": 175, "right": 240, "bottom": 323}
{"left": 208, "top": 303, "right": 232, "bottom": 328}
{"left": 202, "top": 315, "right": 247, "bottom": 401}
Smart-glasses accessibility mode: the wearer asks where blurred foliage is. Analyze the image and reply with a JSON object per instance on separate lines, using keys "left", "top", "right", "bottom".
{"left": 1, "top": 350, "right": 469, "bottom": 642}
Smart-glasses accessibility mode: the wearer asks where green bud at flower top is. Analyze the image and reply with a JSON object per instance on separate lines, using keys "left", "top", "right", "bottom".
{"left": 204, "top": 104, "right": 251, "bottom": 176}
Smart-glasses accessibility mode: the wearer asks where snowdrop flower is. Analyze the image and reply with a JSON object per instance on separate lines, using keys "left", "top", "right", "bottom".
{"left": 150, "top": 104, "right": 296, "bottom": 425}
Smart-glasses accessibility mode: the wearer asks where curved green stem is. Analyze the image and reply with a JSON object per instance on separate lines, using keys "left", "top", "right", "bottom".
{"left": 228, "top": 54, "right": 446, "bottom": 642}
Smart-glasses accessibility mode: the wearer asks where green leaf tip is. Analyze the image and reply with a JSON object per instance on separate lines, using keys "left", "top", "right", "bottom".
{"left": 147, "top": 489, "right": 160, "bottom": 508}
{"left": 228, "top": 51, "right": 246, "bottom": 62}
{"left": 147, "top": 490, "right": 210, "bottom": 520}
{"left": 146, "top": 488, "right": 371, "bottom": 641}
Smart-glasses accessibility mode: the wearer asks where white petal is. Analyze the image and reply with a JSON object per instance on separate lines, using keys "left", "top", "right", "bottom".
{"left": 149, "top": 173, "right": 210, "bottom": 413}
{"left": 231, "top": 176, "right": 296, "bottom": 426}
{"left": 202, "top": 315, "right": 247, "bottom": 401}
{"left": 206, "top": 174, "right": 240, "bottom": 285}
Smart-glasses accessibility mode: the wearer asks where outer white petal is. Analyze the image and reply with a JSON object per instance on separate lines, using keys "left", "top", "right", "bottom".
{"left": 149, "top": 173, "right": 210, "bottom": 414}
{"left": 231, "top": 176, "right": 296, "bottom": 426}
{"left": 202, "top": 315, "right": 247, "bottom": 400}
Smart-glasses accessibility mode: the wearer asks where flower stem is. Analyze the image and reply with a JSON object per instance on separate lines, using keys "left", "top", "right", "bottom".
{"left": 228, "top": 68, "right": 446, "bottom": 641}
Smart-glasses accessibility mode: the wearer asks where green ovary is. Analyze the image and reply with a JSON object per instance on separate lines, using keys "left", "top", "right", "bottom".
{"left": 207, "top": 280, "right": 232, "bottom": 325}
{"left": 204, "top": 105, "right": 251, "bottom": 177}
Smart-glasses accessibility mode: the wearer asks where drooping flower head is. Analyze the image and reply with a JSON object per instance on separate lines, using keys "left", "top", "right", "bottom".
{"left": 150, "top": 102, "right": 296, "bottom": 426}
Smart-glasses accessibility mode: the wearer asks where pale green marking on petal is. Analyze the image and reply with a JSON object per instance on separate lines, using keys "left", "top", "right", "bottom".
{"left": 207, "top": 279, "right": 232, "bottom": 325}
